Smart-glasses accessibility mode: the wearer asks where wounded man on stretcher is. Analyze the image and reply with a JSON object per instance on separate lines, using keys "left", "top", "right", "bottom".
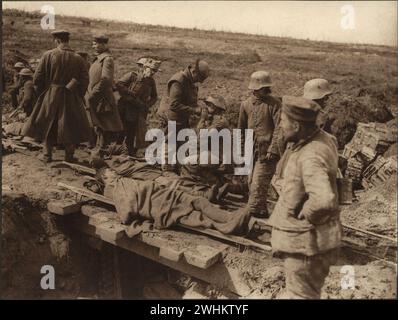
{"left": 90, "top": 166, "right": 254, "bottom": 237}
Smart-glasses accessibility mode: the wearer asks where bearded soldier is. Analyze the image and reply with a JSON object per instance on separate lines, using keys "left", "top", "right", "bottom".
{"left": 269, "top": 96, "right": 342, "bottom": 299}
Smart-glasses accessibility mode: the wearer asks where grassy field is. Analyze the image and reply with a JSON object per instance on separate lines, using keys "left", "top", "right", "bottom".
{"left": 2, "top": 8, "right": 398, "bottom": 147}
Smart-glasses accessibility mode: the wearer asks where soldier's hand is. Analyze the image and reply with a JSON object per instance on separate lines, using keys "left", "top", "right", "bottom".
{"left": 297, "top": 211, "right": 306, "bottom": 220}
{"left": 265, "top": 152, "right": 278, "bottom": 162}
{"left": 200, "top": 106, "right": 209, "bottom": 119}
{"left": 192, "top": 106, "right": 202, "bottom": 115}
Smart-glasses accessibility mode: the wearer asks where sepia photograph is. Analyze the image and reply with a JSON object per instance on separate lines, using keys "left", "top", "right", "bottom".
{"left": 1, "top": 0, "right": 397, "bottom": 304}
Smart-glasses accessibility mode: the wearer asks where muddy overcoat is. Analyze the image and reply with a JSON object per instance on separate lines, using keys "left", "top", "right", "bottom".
{"left": 86, "top": 50, "right": 123, "bottom": 132}
{"left": 22, "top": 43, "right": 92, "bottom": 144}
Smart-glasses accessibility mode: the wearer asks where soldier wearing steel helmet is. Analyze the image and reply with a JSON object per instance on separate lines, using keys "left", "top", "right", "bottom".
{"left": 16, "top": 68, "right": 36, "bottom": 116}
{"left": 158, "top": 59, "right": 210, "bottom": 172}
{"left": 9, "top": 61, "right": 27, "bottom": 109}
{"left": 303, "top": 78, "right": 335, "bottom": 133}
{"left": 238, "top": 71, "right": 282, "bottom": 219}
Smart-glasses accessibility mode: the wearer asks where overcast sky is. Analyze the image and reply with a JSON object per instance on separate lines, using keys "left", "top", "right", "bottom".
{"left": 3, "top": 1, "right": 397, "bottom": 46}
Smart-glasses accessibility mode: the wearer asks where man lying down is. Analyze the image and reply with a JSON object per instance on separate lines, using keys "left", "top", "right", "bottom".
{"left": 91, "top": 164, "right": 253, "bottom": 237}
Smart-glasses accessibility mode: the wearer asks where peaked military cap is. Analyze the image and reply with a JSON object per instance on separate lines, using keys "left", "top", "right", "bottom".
{"left": 282, "top": 96, "right": 321, "bottom": 123}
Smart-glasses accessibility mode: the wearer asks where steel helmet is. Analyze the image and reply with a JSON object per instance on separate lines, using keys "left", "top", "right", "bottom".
{"left": 19, "top": 68, "right": 33, "bottom": 76}
{"left": 14, "top": 62, "right": 25, "bottom": 69}
{"left": 136, "top": 57, "right": 148, "bottom": 67}
{"left": 144, "top": 58, "right": 162, "bottom": 72}
{"left": 204, "top": 94, "right": 226, "bottom": 111}
{"left": 248, "top": 71, "right": 272, "bottom": 90}
{"left": 195, "top": 59, "right": 210, "bottom": 79}
{"left": 303, "top": 79, "right": 333, "bottom": 100}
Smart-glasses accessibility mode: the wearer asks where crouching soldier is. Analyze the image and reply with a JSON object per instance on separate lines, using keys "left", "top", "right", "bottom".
{"left": 238, "top": 71, "right": 281, "bottom": 218}
{"left": 269, "top": 96, "right": 342, "bottom": 299}
{"left": 9, "top": 62, "right": 26, "bottom": 109}
{"left": 17, "top": 68, "right": 36, "bottom": 116}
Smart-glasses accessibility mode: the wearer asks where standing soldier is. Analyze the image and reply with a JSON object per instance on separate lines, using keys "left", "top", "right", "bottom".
{"left": 86, "top": 34, "right": 123, "bottom": 154}
{"left": 116, "top": 58, "right": 160, "bottom": 156}
{"left": 16, "top": 68, "right": 36, "bottom": 116}
{"left": 22, "top": 30, "right": 92, "bottom": 163}
{"left": 303, "top": 78, "right": 334, "bottom": 133}
{"left": 9, "top": 61, "right": 26, "bottom": 109}
{"left": 76, "top": 51, "right": 91, "bottom": 71}
{"left": 269, "top": 96, "right": 342, "bottom": 299}
{"left": 77, "top": 50, "right": 96, "bottom": 148}
{"left": 157, "top": 59, "right": 210, "bottom": 170}
{"left": 238, "top": 71, "right": 281, "bottom": 218}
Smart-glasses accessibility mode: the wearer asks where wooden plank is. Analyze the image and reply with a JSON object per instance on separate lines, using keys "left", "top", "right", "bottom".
{"left": 47, "top": 199, "right": 84, "bottom": 215}
{"left": 53, "top": 161, "right": 96, "bottom": 175}
{"left": 57, "top": 183, "right": 114, "bottom": 205}
{"left": 181, "top": 225, "right": 272, "bottom": 252}
{"left": 69, "top": 216, "right": 252, "bottom": 296}
{"left": 183, "top": 244, "right": 227, "bottom": 269}
{"left": 159, "top": 247, "right": 184, "bottom": 262}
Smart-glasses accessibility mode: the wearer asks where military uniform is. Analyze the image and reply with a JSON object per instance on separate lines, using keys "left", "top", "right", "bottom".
{"left": 86, "top": 49, "right": 123, "bottom": 149}
{"left": 158, "top": 67, "right": 199, "bottom": 130}
{"left": 158, "top": 67, "right": 199, "bottom": 170}
{"left": 238, "top": 94, "right": 281, "bottom": 217}
{"left": 9, "top": 73, "right": 23, "bottom": 109}
{"left": 269, "top": 96, "right": 342, "bottom": 299}
{"left": 22, "top": 43, "right": 92, "bottom": 161}
{"left": 18, "top": 78, "right": 36, "bottom": 116}
{"left": 116, "top": 70, "right": 157, "bottom": 155}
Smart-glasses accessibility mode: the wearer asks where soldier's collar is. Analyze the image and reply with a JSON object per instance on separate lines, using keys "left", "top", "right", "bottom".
{"left": 252, "top": 94, "right": 269, "bottom": 104}
{"left": 95, "top": 50, "right": 112, "bottom": 62}
{"left": 183, "top": 67, "right": 194, "bottom": 83}
{"left": 57, "top": 43, "right": 73, "bottom": 51}
{"left": 291, "top": 128, "right": 321, "bottom": 151}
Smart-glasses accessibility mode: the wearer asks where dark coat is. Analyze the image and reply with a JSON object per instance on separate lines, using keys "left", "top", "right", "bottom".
{"left": 116, "top": 70, "right": 158, "bottom": 122}
{"left": 18, "top": 78, "right": 36, "bottom": 116}
{"left": 86, "top": 50, "right": 123, "bottom": 132}
{"left": 22, "top": 44, "right": 92, "bottom": 144}
{"left": 238, "top": 95, "right": 282, "bottom": 157}
{"left": 158, "top": 68, "right": 198, "bottom": 127}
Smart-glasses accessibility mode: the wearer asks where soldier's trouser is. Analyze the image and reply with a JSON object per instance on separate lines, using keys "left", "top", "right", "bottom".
{"left": 124, "top": 119, "right": 139, "bottom": 156}
{"left": 95, "top": 127, "right": 112, "bottom": 151}
{"left": 282, "top": 248, "right": 339, "bottom": 299}
{"left": 161, "top": 120, "right": 186, "bottom": 173}
{"left": 247, "top": 158, "right": 277, "bottom": 216}
{"left": 9, "top": 85, "right": 19, "bottom": 109}
{"left": 43, "top": 115, "right": 75, "bottom": 160}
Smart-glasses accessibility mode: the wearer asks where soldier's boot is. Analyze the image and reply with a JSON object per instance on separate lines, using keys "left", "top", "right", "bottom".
{"left": 40, "top": 144, "right": 53, "bottom": 163}
{"left": 64, "top": 144, "right": 76, "bottom": 163}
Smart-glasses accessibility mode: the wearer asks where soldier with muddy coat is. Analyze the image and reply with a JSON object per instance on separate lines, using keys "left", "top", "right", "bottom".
{"left": 269, "top": 96, "right": 342, "bottom": 299}
{"left": 22, "top": 30, "right": 92, "bottom": 163}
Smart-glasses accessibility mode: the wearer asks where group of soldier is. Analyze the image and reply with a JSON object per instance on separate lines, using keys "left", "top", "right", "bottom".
{"left": 7, "top": 29, "right": 341, "bottom": 299}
